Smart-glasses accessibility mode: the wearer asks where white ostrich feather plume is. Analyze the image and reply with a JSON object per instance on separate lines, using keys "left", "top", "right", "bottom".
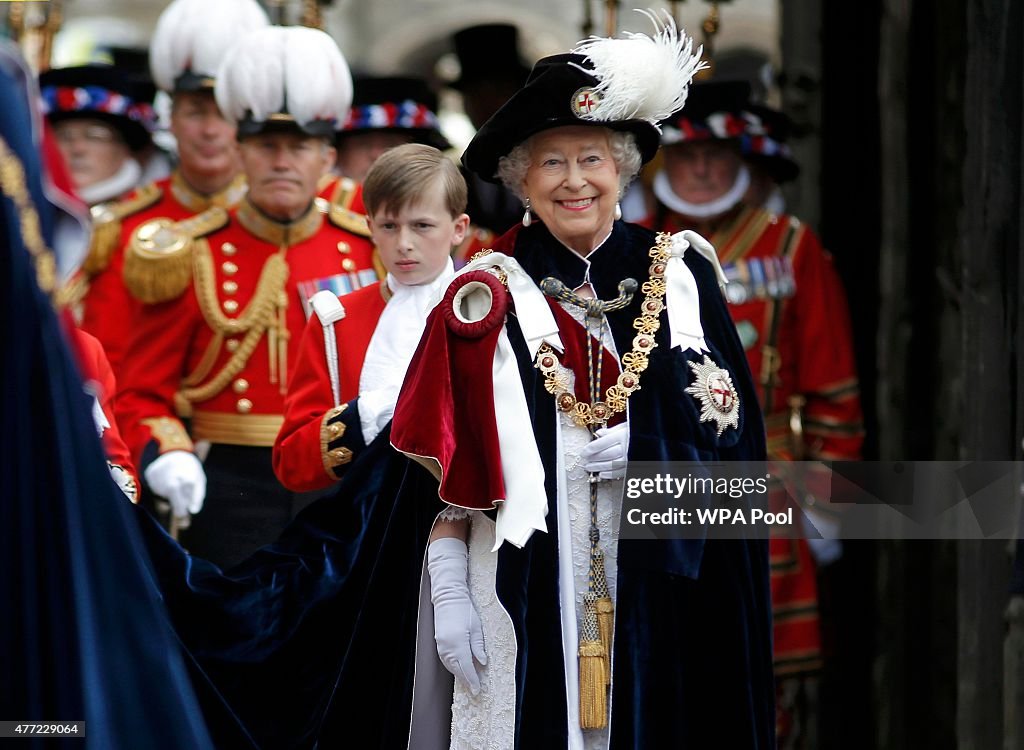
{"left": 150, "top": 0, "right": 269, "bottom": 92}
{"left": 572, "top": 9, "right": 708, "bottom": 125}
{"left": 215, "top": 26, "right": 353, "bottom": 127}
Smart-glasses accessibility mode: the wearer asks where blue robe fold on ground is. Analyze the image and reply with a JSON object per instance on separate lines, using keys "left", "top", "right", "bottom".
{"left": 134, "top": 434, "right": 444, "bottom": 749}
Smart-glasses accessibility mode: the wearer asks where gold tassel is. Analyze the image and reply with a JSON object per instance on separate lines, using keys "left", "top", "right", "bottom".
{"left": 123, "top": 220, "right": 194, "bottom": 304}
{"left": 596, "top": 596, "right": 614, "bottom": 684}
{"left": 589, "top": 548, "right": 615, "bottom": 683}
{"left": 579, "top": 593, "right": 608, "bottom": 730}
{"left": 82, "top": 218, "right": 121, "bottom": 275}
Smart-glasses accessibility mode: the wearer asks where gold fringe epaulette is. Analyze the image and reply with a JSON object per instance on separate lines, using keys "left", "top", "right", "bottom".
{"left": 325, "top": 201, "right": 370, "bottom": 238}
{"left": 123, "top": 206, "right": 228, "bottom": 304}
{"left": 320, "top": 177, "right": 370, "bottom": 238}
{"left": 83, "top": 182, "right": 163, "bottom": 275}
{"left": 327, "top": 175, "right": 358, "bottom": 210}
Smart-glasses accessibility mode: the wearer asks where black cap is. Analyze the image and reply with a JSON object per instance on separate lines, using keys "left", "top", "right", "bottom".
{"left": 339, "top": 76, "right": 450, "bottom": 150}
{"left": 660, "top": 80, "right": 800, "bottom": 183}
{"left": 664, "top": 80, "right": 752, "bottom": 125}
{"left": 462, "top": 53, "right": 661, "bottom": 182}
{"left": 39, "top": 65, "right": 156, "bottom": 151}
{"left": 236, "top": 113, "right": 337, "bottom": 140}
{"left": 450, "top": 24, "right": 531, "bottom": 91}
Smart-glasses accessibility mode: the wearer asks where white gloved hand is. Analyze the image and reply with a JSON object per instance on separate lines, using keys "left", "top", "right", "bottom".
{"left": 358, "top": 388, "right": 398, "bottom": 445}
{"left": 428, "top": 537, "right": 486, "bottom": 695}
{"left": 144, "top": 450, "right": 206, "bottom": 519}
{"left": 580, "top": 422, "right": 630, "bottom": 479}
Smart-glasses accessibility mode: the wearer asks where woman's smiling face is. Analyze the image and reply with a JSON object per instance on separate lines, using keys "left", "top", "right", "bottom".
{"left": 521, "top": 126, "right": 621, "bottom": 255}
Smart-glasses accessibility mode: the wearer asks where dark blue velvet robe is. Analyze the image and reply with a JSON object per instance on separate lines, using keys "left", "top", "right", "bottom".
{"left": 0, "top": 42, "right": 213, "bottom": 749}
{"left": 132, "top": 221, "right": 775, "bottom": 749}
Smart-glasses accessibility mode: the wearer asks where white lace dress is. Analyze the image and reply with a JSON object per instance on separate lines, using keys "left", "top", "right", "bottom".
{"left": 448, "top": 305, "right": 623, "bottom": 750}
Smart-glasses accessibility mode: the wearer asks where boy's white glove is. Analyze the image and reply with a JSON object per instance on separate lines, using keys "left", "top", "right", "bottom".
{"left": 144, "top": 450, "right": 206, "bottom": 520}
{"left": 428, "top": 537, "right": 486, "bottom": 695}
{"left": 358, "top": 387, "right": 398, "bottom": 445}
{"left": 580, "top": 422, "right": 630, "bottom": 479}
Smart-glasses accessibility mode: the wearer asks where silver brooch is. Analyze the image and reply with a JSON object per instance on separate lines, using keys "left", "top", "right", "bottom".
{"left": 684, "top": 355, "right": 740, "bottom": 436}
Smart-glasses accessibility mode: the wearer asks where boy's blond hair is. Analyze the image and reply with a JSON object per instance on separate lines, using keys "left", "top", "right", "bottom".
{"left": 362, "top": 143, "right": 467, "bottom": 218}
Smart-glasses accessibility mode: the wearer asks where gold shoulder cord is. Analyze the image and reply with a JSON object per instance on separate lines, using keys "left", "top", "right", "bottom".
{"left": 177, "top": 242, "right": 289, "bottom": 405}
{"left": 0, "top": 137, "right": 56, "bottom": 299}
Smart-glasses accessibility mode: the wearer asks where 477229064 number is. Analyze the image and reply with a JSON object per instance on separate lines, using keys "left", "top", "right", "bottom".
{"left": 0, "top": 722, "right": 85, "bottom": 738}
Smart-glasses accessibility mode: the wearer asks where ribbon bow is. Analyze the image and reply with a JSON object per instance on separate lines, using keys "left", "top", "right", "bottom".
{"left": 666, "top": 230, "right": 727, "bottom": 354}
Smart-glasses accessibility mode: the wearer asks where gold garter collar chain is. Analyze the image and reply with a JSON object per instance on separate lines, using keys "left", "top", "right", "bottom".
{"left": 535, "top": 232, "right": 673, "bottom": 428}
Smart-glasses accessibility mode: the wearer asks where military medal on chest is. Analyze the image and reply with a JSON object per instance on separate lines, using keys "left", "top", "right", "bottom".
{"left": 684, "top": 354, "right": 740, "bottom": 436}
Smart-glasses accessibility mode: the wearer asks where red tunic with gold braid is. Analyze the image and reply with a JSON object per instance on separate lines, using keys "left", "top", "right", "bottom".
{"left": 649, "top": 203, "right": 864, "bottom": 677}
{"left": 272, "top": 281, "right": 389, "bottom": 493}
{"left": 115, "top": 198, "right": 378, "bottom": 470}
{"left": 79, "top": 170, "right": 247, "bottom": 380}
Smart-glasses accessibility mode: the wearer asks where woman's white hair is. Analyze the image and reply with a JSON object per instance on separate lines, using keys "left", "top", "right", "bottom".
{"left": 495, "top": 128, "right": 643, "bottom": 202}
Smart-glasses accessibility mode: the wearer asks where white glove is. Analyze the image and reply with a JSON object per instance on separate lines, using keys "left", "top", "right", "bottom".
{"left": 358, "top": 387, "right": 398, "bottom": 445}
{"left": 428, "top": 537, "right": 486, "bottom": 695}
{"left": 580, "top": 422, "right": 630, "bottom": 479}
{"left": 144, "top": 450, "right": 206, "bottom": 520}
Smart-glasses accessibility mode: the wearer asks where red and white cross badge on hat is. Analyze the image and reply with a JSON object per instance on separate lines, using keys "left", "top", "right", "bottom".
{"left": 571, "top": 87, "right": 602, "bottom": 117}
{"left": 684, "top": 355, "right": 740, "bottom": 436}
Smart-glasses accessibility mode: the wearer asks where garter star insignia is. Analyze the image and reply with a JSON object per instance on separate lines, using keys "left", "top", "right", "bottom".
{"left": 684, "top": 355, "right": 740, "bottom": 436}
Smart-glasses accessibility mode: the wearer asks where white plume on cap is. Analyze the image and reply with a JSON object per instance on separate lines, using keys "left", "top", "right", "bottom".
{"left": 149, "top": 0, "right": 270, "bottom": 93}
{"left": 215, "top": 26, "right": 353, "bottom": 129}
{"left": 572, "top": 9, "right": 708, "bottom": 126}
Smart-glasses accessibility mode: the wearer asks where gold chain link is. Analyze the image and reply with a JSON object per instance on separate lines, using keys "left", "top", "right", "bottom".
{"left": 535, "top": 233, "right": 673, "bottom": 427}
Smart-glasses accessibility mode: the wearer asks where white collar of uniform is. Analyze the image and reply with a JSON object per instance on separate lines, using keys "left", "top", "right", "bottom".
{"left": 79, "top": 158, "right": 142, "bottom": 206}
{"left": 652, "top": 165, "right": 750, "bottom": 220}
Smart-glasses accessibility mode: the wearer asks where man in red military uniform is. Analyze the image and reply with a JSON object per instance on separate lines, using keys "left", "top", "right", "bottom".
{"left": 645, "top": 81, "right": 864, "bottom": 749}
{"left": 73, "top": 0, "right": 268, "bottom": 379}
{"left": 116, "top": 25, "right": 378, "bottom": 568}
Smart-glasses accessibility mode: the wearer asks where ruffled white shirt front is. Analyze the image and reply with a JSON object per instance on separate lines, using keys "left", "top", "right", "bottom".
{"left": 357, "top": 259, "right": 454, "bottom": 444}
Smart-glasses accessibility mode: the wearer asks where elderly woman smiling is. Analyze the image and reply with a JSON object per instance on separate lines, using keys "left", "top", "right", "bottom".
{"left": 498, "top": 125, "right": 642, "bottom": 256}
{"left": 390, "top": 13, "right": 776, "bottom": 750}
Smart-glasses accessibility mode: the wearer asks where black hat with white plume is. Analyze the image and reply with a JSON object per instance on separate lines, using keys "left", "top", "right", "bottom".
{"left": 463, "top": 10, "right": 707, "bottom": 182}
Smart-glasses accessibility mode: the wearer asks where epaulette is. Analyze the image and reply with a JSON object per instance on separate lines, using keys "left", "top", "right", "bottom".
{"left": 325, "top": 201, "right": 371, "bottom": 238}
{"left": 310, "top": 289, "right": 346, "bottom": 326}
{"left": 318, "top": 180, "right": 371, "bottom": 238}
{"left": 82, "top": 182, "right": 163, "bottom": 275}
{"left": 327, "top": 176, "right": 358, "bottom": 210}
{"left": 123, "top": 206, "right": 229, "bottom": 304}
